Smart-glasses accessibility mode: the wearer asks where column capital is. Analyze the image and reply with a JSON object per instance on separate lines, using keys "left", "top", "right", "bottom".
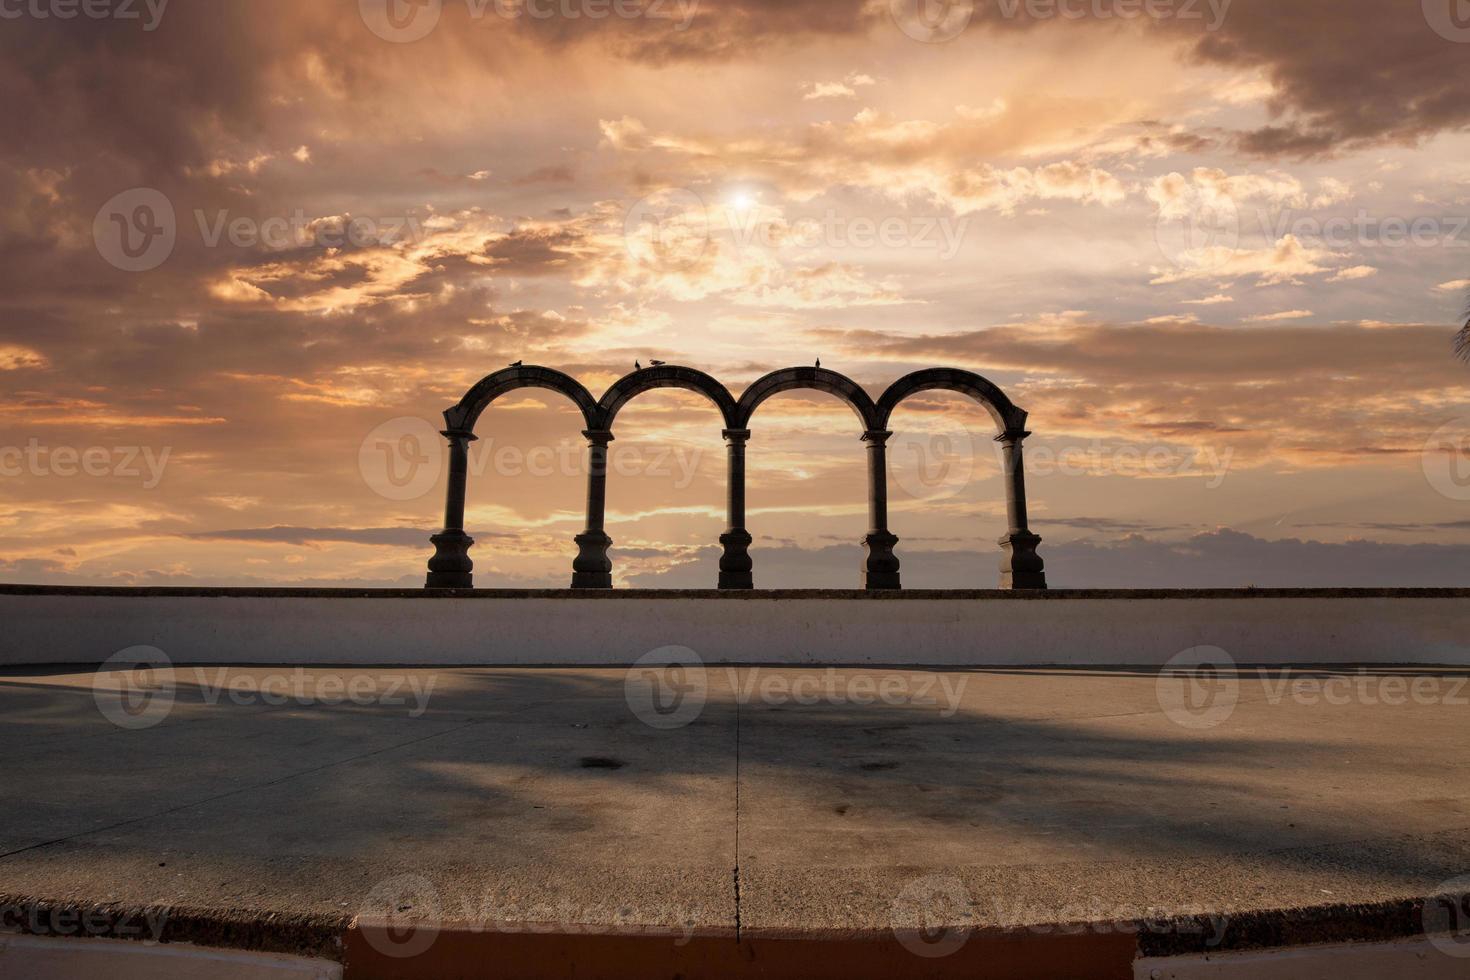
{"left": 862, "top": 429, "right": 894, "bottom": 445}
{"left": 995, "top": 428, "right": 1032, "bottom": 445}
{"left": 722, "top": 428, "right": 752, "bottom": 444}
{"left": 582, "top": 429, "right": 615, "bottom": 447}
{"left": 441, "top": 428, "right": 479, "bottom": 444}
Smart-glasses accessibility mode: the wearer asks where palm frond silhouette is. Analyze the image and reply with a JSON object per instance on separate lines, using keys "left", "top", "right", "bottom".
{"left": 1458, "top": 291, "right": 1470, "bottom": 362}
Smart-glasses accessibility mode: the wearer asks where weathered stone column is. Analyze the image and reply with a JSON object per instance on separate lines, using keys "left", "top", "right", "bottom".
{"left": 571, "top": 429, "right": 614, "bottom": 589}
{"left": 425, "top": 429, "right": 476, "bottom": 589}
{"left": 718, "top": 428, "right": 754, "bottom": 590}
{"left": 997, "top": 429, "right": 1047, "bottom": 590}
{"left": 862, "top": 429, "right": 901, "bottom": 590}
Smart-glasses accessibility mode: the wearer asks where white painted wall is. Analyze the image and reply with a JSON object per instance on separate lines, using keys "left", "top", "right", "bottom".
{"left": 2, "top": 592, "right": 1467, "bottom": 666}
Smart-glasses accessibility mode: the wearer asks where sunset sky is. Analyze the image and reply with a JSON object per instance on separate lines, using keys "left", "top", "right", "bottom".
{"left": 3, "top": 0, "right": 1470, "bottom": 588}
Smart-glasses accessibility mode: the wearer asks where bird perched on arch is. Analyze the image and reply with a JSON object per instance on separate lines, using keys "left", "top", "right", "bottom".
{"left": 815, "top": 357, "right": 822, "bottom": 369}
{"left": 650, "top": 359, "right": 667, "bottom": 367}
{"left": 508, "top": 360, "right": 523, "bottom": 367}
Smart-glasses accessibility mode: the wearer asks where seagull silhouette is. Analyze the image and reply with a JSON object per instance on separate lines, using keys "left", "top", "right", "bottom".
{"left": 815, "top": 357, "right": 821, "bottom": 369}
{"left": 508, "top": 360, "right": 522, "bottom": 367}
{"left": 650, "top": 359, "right": 667, "bottom": 367}
{"left": 635, "top": 360, "right": 642, "bottom": 370}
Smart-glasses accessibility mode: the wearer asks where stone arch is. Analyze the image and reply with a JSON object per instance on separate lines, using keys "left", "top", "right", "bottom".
{"left": 876, "top": 368, "right": 1045, "bottom": 590}
{"left": 733, "top": 367, "right": 879, "bottom": 432}
{"left": 443, "top": 365, "right": 600, "bottom": 434}
{"left": 875, "top": 368, "right": 1027, "bottom": 436}
{"left": 426, "top": 364, "right": 1043, "bottom": 591}
{"left": 598, "top": 365, "right": 738, "bottom": 431}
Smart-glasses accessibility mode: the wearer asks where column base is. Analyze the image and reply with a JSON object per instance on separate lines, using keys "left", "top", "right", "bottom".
{"left": 862, "top": 531, "right": 901, "bottom": 590}
{"left": 999, "top": 531, "right": 1047, "bottom": 590}
{"left": 425, "top": 531, "right": 474, "bottom": 589}
{"left": 718, "top": 529, "right": 754, "bottom": 590}
{"left": 571, "top": 531, "right": 613, "bottom": 590}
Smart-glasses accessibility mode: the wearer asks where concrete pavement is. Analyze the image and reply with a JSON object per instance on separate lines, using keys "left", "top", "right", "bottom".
{"left": 3, "top": 664, "right": 1470, "bottom": 976}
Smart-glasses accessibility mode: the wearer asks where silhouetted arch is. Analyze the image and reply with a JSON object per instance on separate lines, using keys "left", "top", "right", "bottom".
{"left": 598, "top": 365, "right": 738, "bottom": 430}
{"left": 426, "top": 364, "right": 1044, "bottom": 590}
{"left": 734, "top": 368, "right": 879, "bottom": 431}
{"left": 444, "top": 365, "right": 600, "bottom": 434}
{"left": 875, "top": 368, "right": 1027, "bottom": 436}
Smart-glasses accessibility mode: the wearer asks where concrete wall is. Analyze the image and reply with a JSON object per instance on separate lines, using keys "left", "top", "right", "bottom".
{"left": 2, "top": 587, "right": 1468, "bottom": 667}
